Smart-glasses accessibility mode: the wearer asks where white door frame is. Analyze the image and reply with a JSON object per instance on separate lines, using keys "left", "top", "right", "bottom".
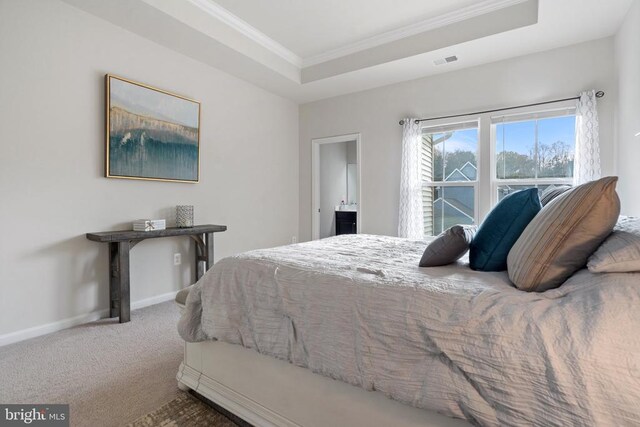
{"left": 311, "top": 133, "right": 362, "bottom": 240}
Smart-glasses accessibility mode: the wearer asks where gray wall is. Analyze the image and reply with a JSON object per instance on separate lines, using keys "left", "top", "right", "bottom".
{"left": 299, "top": 37, "right": 618, "bottom": 242}
{"left": 615, "top": 1, "right": 640, "bottom": 216}
{"left": 319, "top": 143, "right": 348, "bottom": 238}
{"left": 347, "top": 142, "right": 357, "bottom": 164}
{"left": 319, "top": 141, "right": 358, "bottom": 238}
{"left": 346, "top": 141, "right": 358, "bottom": 205}
{"left": 0, "top": 0, "right": 299, "bottom": 339}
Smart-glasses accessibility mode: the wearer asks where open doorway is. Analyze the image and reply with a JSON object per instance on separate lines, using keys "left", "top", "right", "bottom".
{"left": 311, "top": 133, "right": 361, "bottom": 240}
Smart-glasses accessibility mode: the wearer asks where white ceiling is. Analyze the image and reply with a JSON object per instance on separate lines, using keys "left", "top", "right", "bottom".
{"left": 63, "top": 0, "right": 633, "bottom": 103}
{"left": 212, "top": 0, "right": 481, "bottom": 58}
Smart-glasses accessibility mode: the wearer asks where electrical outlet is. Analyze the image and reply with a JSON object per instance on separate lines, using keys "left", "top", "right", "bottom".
{"left": 291, "top": 236, "right": 298, "bottom": 244}
{"left": 173, "top": 253, "right": 182, "bottom": 265}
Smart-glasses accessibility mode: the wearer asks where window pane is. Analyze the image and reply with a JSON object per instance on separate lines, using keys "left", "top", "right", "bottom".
{"left": 432, "top": 133, "right": 445, "bottom": 181}
{"left": 443, "top": 128, "right": 478, "bottom": 182}
{"left": 495, "top": 115, "right": 576, "bottom": 180}
{"left": 424, "top": 186, "right": 475, "bottom": 236}
{"left": 495, "top": 121, "right": 536, "bottom": 179}
{"left": 496, "top": 184, "right": 557, "bottom": 202}
{"left": 422, "top": 127, "right": 478, "bottom": 183}
{"left": 497, "top": 184, "right": 535, "bottom": 201}
{"left": 537, "top": 116, "right": 575, "bottom": 178}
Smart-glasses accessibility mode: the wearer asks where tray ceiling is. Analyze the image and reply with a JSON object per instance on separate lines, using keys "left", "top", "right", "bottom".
{"left": 62, "top": 0, "right": 632, "bottom": 103}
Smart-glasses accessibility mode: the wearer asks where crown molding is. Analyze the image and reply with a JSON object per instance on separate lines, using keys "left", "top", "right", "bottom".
{"left": 185, "top": 0, "right": 529, "bottom": 70}
{"left": 186, "top": 0, "right": 303, "bottom": 67}
{"left": 301, "top": 0, "right": 529, "bottom": 67}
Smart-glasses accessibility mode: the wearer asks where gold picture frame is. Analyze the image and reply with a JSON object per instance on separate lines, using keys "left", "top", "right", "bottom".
{"left": 105, "top": 74, "right": 201, "bottom": 183}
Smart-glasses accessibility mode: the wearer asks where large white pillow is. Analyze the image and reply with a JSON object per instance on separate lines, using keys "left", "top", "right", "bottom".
{"left": 588, "top": 216, "right": 640, "bottom": 273}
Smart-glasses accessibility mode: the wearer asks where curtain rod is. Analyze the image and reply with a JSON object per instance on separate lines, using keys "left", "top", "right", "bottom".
{"left": 398, "top": 91, "right": 604, "bottom": 126}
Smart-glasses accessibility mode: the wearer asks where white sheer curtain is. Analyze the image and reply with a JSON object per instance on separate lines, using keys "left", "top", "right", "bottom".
{"left": 574, "top": 90, "right": 601, "bottom": 185}
{"left": 398, "top": 118, "right": 424, "bottom": 239}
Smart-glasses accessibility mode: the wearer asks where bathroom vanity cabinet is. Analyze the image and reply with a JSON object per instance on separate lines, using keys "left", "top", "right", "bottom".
{"left": 335, "top": 211, "right": 357, "bottom": 235}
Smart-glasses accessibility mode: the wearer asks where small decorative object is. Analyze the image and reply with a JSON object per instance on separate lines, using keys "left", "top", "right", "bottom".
{"left": 133, "top": 219, "right": 166, "bottom": 232}
{"left": 176, "top": 205, "right": 194, "bottom": 228}
{"left": 106, "top": 74, "right": 200, "bottom": 183}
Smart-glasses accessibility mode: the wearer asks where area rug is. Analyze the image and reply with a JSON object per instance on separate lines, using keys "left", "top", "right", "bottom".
{"left": 127, "top": 391, "right": 240, "bottom": 427}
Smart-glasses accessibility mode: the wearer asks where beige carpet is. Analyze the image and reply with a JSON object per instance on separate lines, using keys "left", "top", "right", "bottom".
{"left": 0, "top": 301, "right": 201, "bottom": 426}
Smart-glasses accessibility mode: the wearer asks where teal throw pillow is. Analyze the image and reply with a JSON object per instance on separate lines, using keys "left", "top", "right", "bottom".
{"left": 469, "top": 188, "right": 541, "bottom": 271}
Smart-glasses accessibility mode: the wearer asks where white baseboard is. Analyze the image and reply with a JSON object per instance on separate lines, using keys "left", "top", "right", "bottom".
{"left": 0, "top": 290, "right": 179, "bottom": 347}
{"left": 0, "top": 309, "right": 109, "bottom": 348}
{"left": 131, "top": 290, "right": 179, "bottom": 311}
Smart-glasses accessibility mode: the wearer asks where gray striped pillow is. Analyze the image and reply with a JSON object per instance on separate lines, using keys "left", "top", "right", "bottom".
{"left": 539, "top": 185, "right": 572, "bottom": 206}
{"left": 507, "top": 177, "right": 620, "bottom": 292}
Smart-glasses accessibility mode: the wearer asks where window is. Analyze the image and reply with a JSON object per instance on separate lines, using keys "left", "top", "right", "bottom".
{"left": 421, "top": 121, "right": 478, "bottom": 236}
{"left": 493, "top": 108, "right": 576, "bottom": 202}
{"left": 418, "top": 103, "right": 577, "bottom": 236}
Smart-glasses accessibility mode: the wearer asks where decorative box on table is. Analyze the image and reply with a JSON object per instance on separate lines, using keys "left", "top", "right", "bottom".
{"left": 133, "top": 219, "right": 166, "bottom": 232}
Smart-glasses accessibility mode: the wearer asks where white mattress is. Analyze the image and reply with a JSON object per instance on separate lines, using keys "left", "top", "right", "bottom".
{"left": 179, "top": 234, "right": 640, "bottom": 426}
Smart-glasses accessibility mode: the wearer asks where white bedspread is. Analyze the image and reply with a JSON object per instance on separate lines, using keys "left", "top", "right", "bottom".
{"left": 178, "top": 234, "right": 640, "bottom": 426}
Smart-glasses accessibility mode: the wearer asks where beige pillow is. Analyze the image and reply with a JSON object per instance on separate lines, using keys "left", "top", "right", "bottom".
{"left": 507, "top": 177, "right": 620, "bottom": 292}
{"left": 419, "top": 225, "right": 477, "bottom": 267}
{"left": 588, "top": 216, "right": 640, "bottom": 273}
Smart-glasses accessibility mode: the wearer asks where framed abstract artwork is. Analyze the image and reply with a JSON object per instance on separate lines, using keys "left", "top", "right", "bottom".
{"left": 105, "top": 74, "right": 200, "bottom": 183}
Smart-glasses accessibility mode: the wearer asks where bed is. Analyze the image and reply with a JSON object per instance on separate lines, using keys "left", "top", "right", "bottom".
{"left": 176, "top": 234, "right": 640, "bottom": 426}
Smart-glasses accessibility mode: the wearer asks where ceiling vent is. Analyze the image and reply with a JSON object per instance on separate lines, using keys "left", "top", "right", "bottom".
{"left": 434, "top": 55, "right": 458, "bottom": 66}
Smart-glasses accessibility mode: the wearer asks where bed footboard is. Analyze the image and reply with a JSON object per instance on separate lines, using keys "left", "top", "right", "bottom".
{"left": 176, "top": 341, "right": 469, "bottom": 427}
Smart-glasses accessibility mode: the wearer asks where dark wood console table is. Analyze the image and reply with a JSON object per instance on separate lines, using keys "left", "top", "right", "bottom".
{"left": 86, "top": 224, "right": 227, "bottom": 323}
